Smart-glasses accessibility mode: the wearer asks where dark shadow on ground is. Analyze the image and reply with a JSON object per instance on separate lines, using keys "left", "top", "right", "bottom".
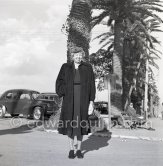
{"left": 137, "top": 126, "right": 155, "bottom": 131}
{"left": 0, "top": 116, "right": 13, "bottom": 120}
{"left": 0, "top": 154, "right": 2, "bottom": 157}
{"left": 81, "top": 131, "right": 112, "bottom": 155}
{"left": 1, "top": 115, "right": 27, "bottom": 120}
{"left": 0, "top": 123, "right": 38, "bottom": 136}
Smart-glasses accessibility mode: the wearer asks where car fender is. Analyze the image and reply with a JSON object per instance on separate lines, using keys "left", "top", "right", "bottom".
{"left": 0, "top": 104, "right": 6, "bottom": 114}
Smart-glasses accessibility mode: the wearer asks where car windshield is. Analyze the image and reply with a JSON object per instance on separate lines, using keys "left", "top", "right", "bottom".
{"left": 36, "top": 94, "right": 61, "bottom": 103}
{"left": 31, "top": 92, "right": 40, "bottom": 99}
{"left": 37, "top": 94, "right": 53, "bottom": 100}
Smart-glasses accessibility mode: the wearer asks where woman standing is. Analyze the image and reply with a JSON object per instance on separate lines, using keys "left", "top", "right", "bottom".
{"left": 56, "top": 47, "right": 96, "bottom": 159}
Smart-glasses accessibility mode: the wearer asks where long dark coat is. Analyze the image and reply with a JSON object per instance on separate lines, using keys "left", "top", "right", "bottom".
{"left": 55, "top": 61, "right": 96, "bottom": 135}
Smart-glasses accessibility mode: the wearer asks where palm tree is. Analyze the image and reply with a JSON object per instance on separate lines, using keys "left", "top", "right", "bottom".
{"left": 123, "top": 18, "right": 162, "bottom": 111}
{"left": 91, "top": 0, "right": 163, "bottom": 112}
{"left": 65, "top": 0, "right": 92, "bottom": 62}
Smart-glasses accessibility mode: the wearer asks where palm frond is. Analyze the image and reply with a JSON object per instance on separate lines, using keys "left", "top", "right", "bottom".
{"left": 133, "top": 0, "right": 163, "bottom": 7}
{"left": 107, "top": 18, "right": 114, "bottom": 26}
{"left": 92, "top": 32, "right": 113, "bottom": 41}
{"left": 91, "top": 11, "right": 110, "bottom": 28}
{"left": 100, "top": 39, "right": 114, "bottom": 49}
{"left": 151, "top": 29, "right": 163, "bottom": 33}
{"left": 149, "top": 50, "right": 161, "bottom": 59}
{"left": 131, "top": 6, "right": 163, "bottom": 23}
{"left": 100, "top": 35, "right": 113, "bottom": 44}
{"left": 132, "top": 20, "right": 154, "bottom": 47}
{"left": 150, "top": 36, "right": 160, "bottom": 44}
{"left": 148, "top": 59, "right": 159, "bottom": 69}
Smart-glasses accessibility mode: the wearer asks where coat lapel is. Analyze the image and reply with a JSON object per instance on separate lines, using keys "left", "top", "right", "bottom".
{"left": 68, "top": 62, "right": 75, "bottom": 85}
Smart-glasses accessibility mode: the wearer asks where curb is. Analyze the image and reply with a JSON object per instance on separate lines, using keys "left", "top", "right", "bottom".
{"left": 112, "top": 134, "right": 163, "bottom": 142}
{"left": 44, "top": 129, "right": 163, "bottom": 142}
{"left": 45, "top": 129, "right": 59, "bottom": 133}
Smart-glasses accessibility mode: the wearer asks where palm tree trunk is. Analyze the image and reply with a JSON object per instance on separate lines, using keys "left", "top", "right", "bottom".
{"left": 111, "top": 20, "right": 124, "bottom": 113}
{"left": 124, "top": 52, "right": 143, "bottom": 111}
{"left": 67, "top": 0, "right": 92, "bottom": 62}
{"left": 123, "top": 39, "right": 131, "bottom": 110}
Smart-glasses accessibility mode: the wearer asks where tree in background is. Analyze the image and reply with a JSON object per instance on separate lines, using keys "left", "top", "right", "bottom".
{"left": 61, "top": 0, "right": 162, "bottom": 116}
{"left": 91, "top": 0, "right": 163, "bottom": 113}
{"left": 90, "top": 48, "right": 113, "bottom": 91}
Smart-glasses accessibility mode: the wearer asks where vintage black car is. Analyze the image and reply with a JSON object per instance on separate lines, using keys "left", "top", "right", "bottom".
{"left": 94, "top": 101, "right": 108, "bottom": 115}
{"left": 0, "top": 89, "right": 60, "bottom": 120}
{"left": 36, "top": 92, "right": 62, "bottom": 113}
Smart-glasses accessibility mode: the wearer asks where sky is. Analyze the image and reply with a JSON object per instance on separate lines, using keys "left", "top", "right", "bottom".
{"left": 0, "top": 0, "right": 163, "bottom": 102}
{"left": 0, "top": 0, "right": 71, "bottom": 93}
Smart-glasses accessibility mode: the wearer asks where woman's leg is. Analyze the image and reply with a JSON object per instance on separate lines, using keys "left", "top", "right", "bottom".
{"left": 76, "top": 135, "right": 83, "bottom": 150}
{"left": 67, "top": 135, "right": 76, "bottom": 159}
{"left": 68, "top": 135, "right": 75, "bottom": 150}
{"left": 76, "top": 135, "right": 84, "bottom": 158}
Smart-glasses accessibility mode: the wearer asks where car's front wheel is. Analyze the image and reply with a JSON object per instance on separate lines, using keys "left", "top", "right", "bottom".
{"left": 33, "top": 107, "right": 43, "bottom": 120}
{"left": 0, "top": 105, "right": 6, "bottom": 118}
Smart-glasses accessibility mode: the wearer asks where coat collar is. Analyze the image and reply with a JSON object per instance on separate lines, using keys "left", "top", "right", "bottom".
{"left": 68, "top": 61, "right": 88, "bottom": 68}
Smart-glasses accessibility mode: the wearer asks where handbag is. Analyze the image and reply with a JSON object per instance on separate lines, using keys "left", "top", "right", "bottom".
{"left": 88, "top": 109, "right": 99, "bottom": 121}
{"left": 88, "top": 110, "right": 101, "bottom": 131}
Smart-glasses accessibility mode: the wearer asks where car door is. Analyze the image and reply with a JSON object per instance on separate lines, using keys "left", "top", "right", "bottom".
{"left": 17, "top": 93, "right": 33, "bottom": 115}
{"left": 1, "top": 91, "right": 19, "bottom": 114}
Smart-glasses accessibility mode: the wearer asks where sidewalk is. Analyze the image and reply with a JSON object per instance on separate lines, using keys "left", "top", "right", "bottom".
{"left": 45, "top": 118, "right": 163, "bottom": 142}
{"left": 106, "top": 118, "right": 163, "bottom": 141}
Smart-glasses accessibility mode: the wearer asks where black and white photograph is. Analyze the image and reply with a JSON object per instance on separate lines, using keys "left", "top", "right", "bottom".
{"left": 0, "top": 0, "right": 163, "bottom": 165}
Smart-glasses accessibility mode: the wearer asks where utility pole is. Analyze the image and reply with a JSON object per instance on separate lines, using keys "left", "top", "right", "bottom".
{"left": 150, "top": 87, "right": 153, "bottom": 117}
{"left": 144, "top": 24, "right": 151, "bottom": 120}
{"left": 107, "top": 77, "right": 111, "bottom": 129}
{"left": 104, "top": 74, "right": 116, "bottom": 130}
{"left": 104, "top": 75, "right": 111, "bottom": 130}
{"left": 144, "top": 59, "right": 149, "bottom": 120}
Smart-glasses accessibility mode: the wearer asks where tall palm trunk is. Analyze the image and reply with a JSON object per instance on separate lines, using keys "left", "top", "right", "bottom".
{"left": 123, "top": 39, "right": 132, "bottom": 110}
{"left": 67, "top": 0, "right": 92, "bottom": 62}
{"left": 111, "top": 20, "right": 124, "bottom": 113}
{"left": 124, "top": 45, "right": 143, "bottom": 111}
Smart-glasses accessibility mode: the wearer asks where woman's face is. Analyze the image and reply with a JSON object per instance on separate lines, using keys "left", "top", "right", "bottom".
{"left": 72, "top": 52, "right": 83, "bottom": 64}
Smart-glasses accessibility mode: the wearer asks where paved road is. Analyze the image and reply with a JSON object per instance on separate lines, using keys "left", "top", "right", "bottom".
{"left": 0, "top": 117, "right": 163, "bottom": 166}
